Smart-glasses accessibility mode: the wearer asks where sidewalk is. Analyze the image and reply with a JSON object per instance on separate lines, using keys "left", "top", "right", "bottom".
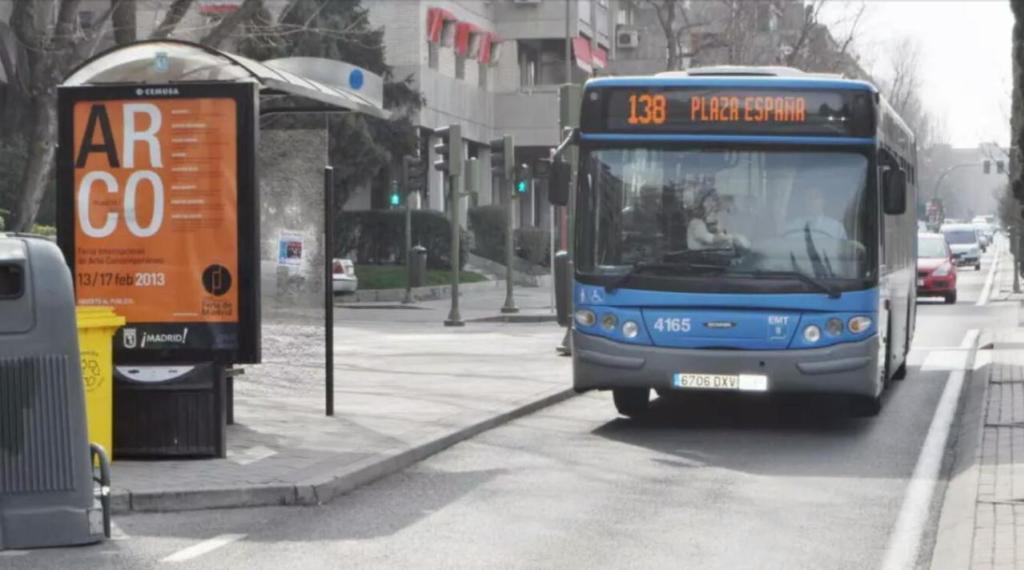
{"left": 933, "top": 243, "right": 1024, "bottom": 570}
{"left": 110, "top": 284, "right": 571, "bottom": 513}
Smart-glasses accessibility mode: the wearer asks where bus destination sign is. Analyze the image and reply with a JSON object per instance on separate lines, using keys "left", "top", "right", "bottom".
{"left": 584, "top": 87, "right": 875, "bottom": 137}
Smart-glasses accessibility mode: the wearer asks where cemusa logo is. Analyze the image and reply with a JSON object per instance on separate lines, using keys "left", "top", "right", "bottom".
{"left": 134, "top": 87, "right": 180, "bottom": 97}
{"left": 140, "top": 328, "right": 189, "bottom": 348}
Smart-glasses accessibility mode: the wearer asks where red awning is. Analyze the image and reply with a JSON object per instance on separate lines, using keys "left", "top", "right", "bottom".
{"left": 455, "top": 22, "right": 478, "bottom": 56}
{"left": 478, "top": 33, "right": 499, "bottom": 64}
{"left": 427, "top": 7, "right": 456, "bottom": 44}
{"left": 572, "top": 37, "right": 593, "bottom": 74}
{"left": 592, "top": 46, "right": 608, "bottom": 69}
{"left": 198, "top": 0, "right": 241, "bottom": 14}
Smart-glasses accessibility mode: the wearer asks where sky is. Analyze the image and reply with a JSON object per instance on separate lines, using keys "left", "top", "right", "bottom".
{"left": 824, "top": 0, "right": 1012, "bottom": 149}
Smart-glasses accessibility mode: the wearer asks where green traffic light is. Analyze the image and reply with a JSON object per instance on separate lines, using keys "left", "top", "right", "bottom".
{"left": 390, "top": 193, "right": 400, "bottom": 206}
{"left": 516, "top": 181, "right": 527, "bottom": 193}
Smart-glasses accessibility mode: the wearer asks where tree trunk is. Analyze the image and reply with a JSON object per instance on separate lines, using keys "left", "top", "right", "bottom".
{"left": 12, "top": 97, "right": 56, "bottom": 231}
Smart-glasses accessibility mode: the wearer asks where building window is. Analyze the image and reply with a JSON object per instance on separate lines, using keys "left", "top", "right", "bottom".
{"left": 78, "top": 10, "right": 95, "bottom": 32}
{"left": 428, "top": 42, "right": 439, "bottom": 69}
{"left": 455, "top": 53, "right": 466, "bottom": 79}
{"left": 478, "top": 64, "right": 488, "bottom": 90}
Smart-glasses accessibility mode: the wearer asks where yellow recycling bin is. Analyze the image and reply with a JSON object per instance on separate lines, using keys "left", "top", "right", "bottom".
{"left": 75, "top": 307, "right": 126, "bottom": 461}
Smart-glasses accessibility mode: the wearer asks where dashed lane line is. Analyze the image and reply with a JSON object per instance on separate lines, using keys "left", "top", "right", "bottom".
{"left": 161, "top": 534, "right": 246, "bottom": 564}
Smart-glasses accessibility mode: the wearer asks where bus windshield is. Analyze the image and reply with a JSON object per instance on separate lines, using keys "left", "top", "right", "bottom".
{"left": 576, "top": 148, "right": 875, "bottom": 291}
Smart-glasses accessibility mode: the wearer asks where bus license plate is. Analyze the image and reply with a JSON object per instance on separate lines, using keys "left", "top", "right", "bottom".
{"left": 673, "top": 373, "right": 768, "bottom": 392}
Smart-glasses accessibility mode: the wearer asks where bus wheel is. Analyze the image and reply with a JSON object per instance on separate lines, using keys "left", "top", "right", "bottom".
{"left": 613, "top": 388, "right": 651, "bottom": 418}
{"left": 849, "top": 395, "right": 882, "bottom": 417}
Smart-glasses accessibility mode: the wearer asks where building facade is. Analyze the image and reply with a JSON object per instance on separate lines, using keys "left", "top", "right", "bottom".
{"left": 364, "top": 0, "right": 615, "bottom": 231}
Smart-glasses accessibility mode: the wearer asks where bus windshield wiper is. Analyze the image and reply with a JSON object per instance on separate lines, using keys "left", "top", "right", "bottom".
{"left": 732, "top": 269, "right": 841, "bottom": 299}
{"left": 604, "top": 261, "right": 723, "bottom": 292}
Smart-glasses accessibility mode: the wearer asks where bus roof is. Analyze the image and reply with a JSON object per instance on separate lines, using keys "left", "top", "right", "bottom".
{"left": 585, "top": 73, "right": 878, "bottom": 93}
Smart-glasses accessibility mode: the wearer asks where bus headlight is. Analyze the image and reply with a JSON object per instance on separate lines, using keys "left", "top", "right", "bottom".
{"left": 848, "top": 316, "right": 872, "bottom": 334}
{"left": 601, "top": 313, "right": 618, "bottom": 331}
{"left": 803, "top": 325, "right": 822, "bottom": 343}
{"left": 575, "top": 309, "right": 596, "bottom": 327}
{"left": 622, "top": 321, "right": 640, "bottom": 339}
{"left": 826, "top": 318, "right": 844, "bottom": 336}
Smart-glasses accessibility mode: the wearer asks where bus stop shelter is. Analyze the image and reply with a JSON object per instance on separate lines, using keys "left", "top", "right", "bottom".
{"left": 56, "top": 40, "right": 389, "bottom": 457}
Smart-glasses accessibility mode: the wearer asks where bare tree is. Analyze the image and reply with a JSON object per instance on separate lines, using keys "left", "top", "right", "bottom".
{"left": 4, "top": 0, "right": 264, "bottom": 231}
{"left": 785, "top": 0, "right": 866, "bottom": 76}
{"left": 626, "top": 0, "right": 730, "bottom": 71}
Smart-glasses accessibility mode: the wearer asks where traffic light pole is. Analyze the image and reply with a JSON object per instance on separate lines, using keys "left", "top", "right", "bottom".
{"left": 445, "top": 172, "right": 464, "bottom": 326}
{"left": 403, "top": 194, "right": 414, "bottom": 304}
{"left": 502, "top": 182, "right": 519, "bottom": 313}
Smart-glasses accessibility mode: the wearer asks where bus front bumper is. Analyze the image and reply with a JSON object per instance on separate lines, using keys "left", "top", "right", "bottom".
{"left": 572, "top": 331, "right": 881, "bottom": 397}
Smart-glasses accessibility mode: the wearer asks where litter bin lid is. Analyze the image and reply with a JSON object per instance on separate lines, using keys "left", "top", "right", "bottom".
{"left": 115, "top": 365, "right": 196, "bottom": 383}
{"left": 76, "top": 306, "right": 126, "bottom": 330}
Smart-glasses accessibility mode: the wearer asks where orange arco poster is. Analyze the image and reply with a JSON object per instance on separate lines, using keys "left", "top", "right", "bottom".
{"left": 57, "top": 83, "right": 259, "bottom": 364}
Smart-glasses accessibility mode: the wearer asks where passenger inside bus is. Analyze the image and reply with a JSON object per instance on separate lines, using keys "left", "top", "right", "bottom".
{"left": 686, "top": 188, "right": 751, "bottom": 251}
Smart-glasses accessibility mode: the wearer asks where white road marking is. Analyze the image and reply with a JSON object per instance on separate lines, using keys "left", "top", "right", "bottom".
{"left": 879, "top": 329, "right": 979, "bottom": 570}
{"left": 161, "top": 533, "right": 246, "bottom": 563}
{"left": 976, "top": 243, "right": 1001, "bottom": 306}
{"left": 227, "top": 445, "right": 278, "bottom": 466}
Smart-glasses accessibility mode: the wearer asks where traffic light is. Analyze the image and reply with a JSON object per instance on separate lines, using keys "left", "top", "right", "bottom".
{"left": 512, "top": 163, "right": 530, "bottom": 198}
{"left": 984, "top": 160, "right": 991, "bottom": 174}
{"left": 489, "top": 135, "right": 514, "bottom": 180}
{"left": 433, "top": 125, "right": 463, "bottom": 177}
{"left": 402, "top": 155, "right": 426, "bottom": 194}
{"left": 389, "top": 179, "right": 401, "bottom": 208}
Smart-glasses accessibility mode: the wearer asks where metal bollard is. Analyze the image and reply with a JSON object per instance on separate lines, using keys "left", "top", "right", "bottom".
{"left": 411, "top": 246, "right": 428, "bottom": 288}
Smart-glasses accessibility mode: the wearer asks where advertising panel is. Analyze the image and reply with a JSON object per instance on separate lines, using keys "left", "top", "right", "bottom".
{"left": 57, "top": 83, "right": 260, "bottom": 364}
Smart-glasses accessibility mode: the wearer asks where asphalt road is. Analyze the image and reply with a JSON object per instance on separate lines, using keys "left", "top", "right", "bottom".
{"left": 6, "top": 246, "right": 1009, "bottom": 570}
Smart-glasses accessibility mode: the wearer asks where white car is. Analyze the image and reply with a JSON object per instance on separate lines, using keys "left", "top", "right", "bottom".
{"left": 941, "top": 223, "right": 982, "bottom": 270}
{"left": 332, "top": 258, "right": 358, "bottom": 293}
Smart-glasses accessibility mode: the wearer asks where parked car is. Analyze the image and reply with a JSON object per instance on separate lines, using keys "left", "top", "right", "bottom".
{"left": 917, "top": 232, "right": 957, "bottom": 304}
{"left": 976, "top": 227, "right": 989, "bottom": 252}
{"left": 940, "top": 223, "right": 982, "bottom": 270}
{"left": 332, "top": 258, "right": 358, "bottom": 293}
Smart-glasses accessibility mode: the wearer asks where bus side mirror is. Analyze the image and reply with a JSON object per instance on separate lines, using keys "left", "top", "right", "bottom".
{"left": 548, "top": 161, "right": 571, "bottom": 206}
{"left": 884, "top": 168, "right": 907, "bottom": 215}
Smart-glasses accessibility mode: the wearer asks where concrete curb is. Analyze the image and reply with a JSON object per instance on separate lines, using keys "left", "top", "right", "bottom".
{"left": 338, "top": 279, "right": 503, "bottom": 304}
{"left": 111, "top": 387, "right": 576, "bottom": 514}
{"left": 467, "top": 314, "right": 559, "bottom": 323}
{"left": 928, "top": 333, "right": 989, "bottom": 570}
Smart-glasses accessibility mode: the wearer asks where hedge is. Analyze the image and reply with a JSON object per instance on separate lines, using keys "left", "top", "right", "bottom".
{"left": 467, "top": 204, "right": 551, "bottom": 269}
{"left": 335, "top": 209, "right": 468, "bottom": 270}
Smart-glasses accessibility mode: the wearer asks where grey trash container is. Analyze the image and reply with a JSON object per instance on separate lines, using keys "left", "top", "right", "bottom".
{"left": 113, "top": 363, "right": 226, "bottom": 458}
{"left": 0, "top": 234, "right": 108, "bottom": 550}
{"left": 410, "top": 246, "right": 428, "bottom": 287}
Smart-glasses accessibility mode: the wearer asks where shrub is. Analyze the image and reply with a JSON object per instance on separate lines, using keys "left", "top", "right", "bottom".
{"left": 467, "top": 204, "right": 506, "bottom": 263}
{"left": 335, "top": 209, "right": 467, "bottom": 270}
{"left": 515, "top": 227, "right": 551, "bottom": 268}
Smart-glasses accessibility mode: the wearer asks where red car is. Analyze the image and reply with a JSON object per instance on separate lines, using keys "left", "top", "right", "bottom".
{"left": 917, "top": 232, "right": 957, "bottom": 304}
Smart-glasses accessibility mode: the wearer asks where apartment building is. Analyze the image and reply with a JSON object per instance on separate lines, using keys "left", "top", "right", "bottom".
{"left": 362, "top": 0, "right": 614, "bottom": 230}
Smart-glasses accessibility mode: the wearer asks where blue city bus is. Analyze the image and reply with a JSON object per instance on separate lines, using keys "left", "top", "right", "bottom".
{"left": 551, "top": 67, "right": 917, "bottom": 417}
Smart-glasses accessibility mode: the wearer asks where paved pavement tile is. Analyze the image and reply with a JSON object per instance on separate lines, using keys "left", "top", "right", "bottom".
{"left": 109, "top": 285, "right": 570, "bottom": 510}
